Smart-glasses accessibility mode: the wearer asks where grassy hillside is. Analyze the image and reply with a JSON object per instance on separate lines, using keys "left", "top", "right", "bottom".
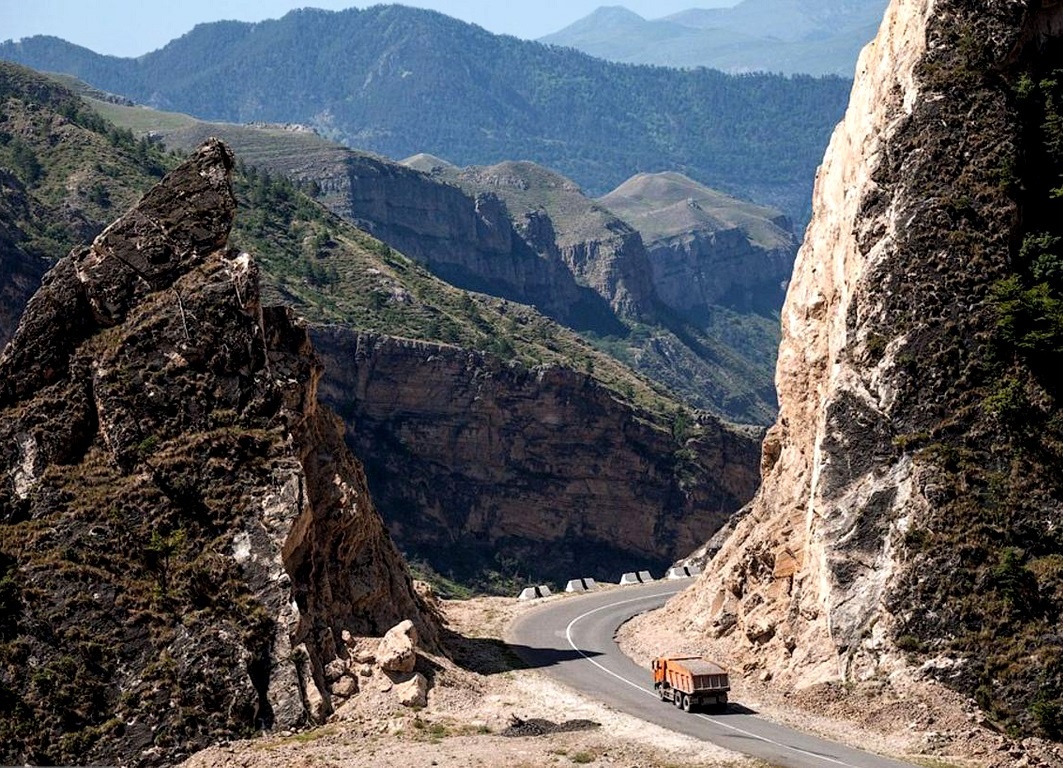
{"left": 599, "top": 171, "right": 794, "bottom": 251}
{"left": 0, "top": 62, "right": 170, "bottom": 262}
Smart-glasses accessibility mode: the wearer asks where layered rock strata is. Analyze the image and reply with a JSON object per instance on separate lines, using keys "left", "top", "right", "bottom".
{"left": 312, "top": 328, "right": 762, "bottom": 586}
{"left": 338, "top": 153, "right": 624, "bottom": 334}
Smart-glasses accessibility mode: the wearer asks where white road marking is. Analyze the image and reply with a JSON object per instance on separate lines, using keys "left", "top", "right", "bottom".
{"left": 563, "top": 592, "right": 860, "bottom": 768}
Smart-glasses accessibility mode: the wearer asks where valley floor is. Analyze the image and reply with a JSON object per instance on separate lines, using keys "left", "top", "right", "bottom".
{"left": 183, "top": 591, "right": 1061, "bottom": 768}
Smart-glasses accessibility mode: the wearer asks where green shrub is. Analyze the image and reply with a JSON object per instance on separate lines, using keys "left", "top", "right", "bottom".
{"left": 1031, "top": 697, "right": 1062, "bottom": 739}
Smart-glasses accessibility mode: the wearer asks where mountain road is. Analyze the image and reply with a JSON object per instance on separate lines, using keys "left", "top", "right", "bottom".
{"left": 505, "top": 580, "right": 919, "bottom": 768}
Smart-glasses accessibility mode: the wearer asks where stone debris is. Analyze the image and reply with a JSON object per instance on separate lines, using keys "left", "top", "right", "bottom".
{"left": 499, "top": 715, "right": 600, "bottom": 738}
{"left": 395, "top": 672, "right": 428, "bottom": 708}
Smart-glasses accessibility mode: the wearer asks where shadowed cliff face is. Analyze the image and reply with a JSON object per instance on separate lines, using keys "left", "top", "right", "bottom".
{"left": 312, "top": 328, "right": 762, "bottom": 588}
{"left": 667, "top": 0, "right": 1063, "bottom": 738}
{"left": 0, "top": 139, "right": 437, "bottom": 765}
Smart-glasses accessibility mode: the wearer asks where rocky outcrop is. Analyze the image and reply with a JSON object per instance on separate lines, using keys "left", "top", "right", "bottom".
{"left": 311, "top": 328, "right": 762, "bottom": 586}
{"left": 0, "top": 139, "right": 437, "bottom": 765}
{"left": 666, "top": 0, "right": 1063, "bottom": 736}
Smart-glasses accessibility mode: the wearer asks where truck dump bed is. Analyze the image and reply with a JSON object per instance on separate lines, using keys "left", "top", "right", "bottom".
{"left": 669, "top": 657, "right": 727, "bottom": 677}
{"left": 660, "top": 656, "right": 728, "bottom": 691}
{"left": 652, "top": 655, "right": 730, "bottom": 711}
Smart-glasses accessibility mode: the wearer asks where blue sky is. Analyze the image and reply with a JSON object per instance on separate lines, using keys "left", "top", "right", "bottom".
{"left": 1, "top": 1, "right": 737, "bottom": 58}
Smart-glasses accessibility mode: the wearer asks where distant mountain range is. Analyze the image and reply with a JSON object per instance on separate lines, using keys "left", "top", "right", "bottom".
{"left": 540, "top": 0, "right": 890, "bottom": 77}
{"left": 0, "top": 4, "right": 851, "bottom": 224}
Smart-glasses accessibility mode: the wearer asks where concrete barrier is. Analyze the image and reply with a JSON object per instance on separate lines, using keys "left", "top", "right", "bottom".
{"left": 565, "top": 578, "right": 598, "bottom": 592}
{"left": 666, "top": 565, "right": 702, "bottom": 580}
{"left": 518, "top": 585, "right": 553, "bottom": 600}
{"left": 620, "top": 571, "right": 655, "bottom": 585}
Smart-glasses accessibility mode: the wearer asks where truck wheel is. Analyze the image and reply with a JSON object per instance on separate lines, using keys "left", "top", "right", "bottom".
{"left": 682, "top": 694, "right": 692, "bottom": 712}
{"left": 657, "top": 686, "right": 666, "bottom": 702}
{"left": 673, "top": 692, "right": 682, "bottom": 708}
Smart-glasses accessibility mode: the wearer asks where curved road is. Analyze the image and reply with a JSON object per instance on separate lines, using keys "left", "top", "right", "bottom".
{"left": 506, "top": 580, "right": 918, "bottom": 768}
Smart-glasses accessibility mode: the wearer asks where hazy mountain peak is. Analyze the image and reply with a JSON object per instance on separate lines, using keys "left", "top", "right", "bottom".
{"left": 587, "top": 5, "right": 648, "bottom": 22}
{"left": 543, "top": 0, "right": 889, "bottom": 76}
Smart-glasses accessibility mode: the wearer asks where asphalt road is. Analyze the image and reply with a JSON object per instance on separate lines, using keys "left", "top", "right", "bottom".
{"left": 505, "top": 580, "right": 919, "bottom": 768}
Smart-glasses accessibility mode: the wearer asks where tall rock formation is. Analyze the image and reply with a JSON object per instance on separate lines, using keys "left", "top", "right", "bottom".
{"left": 666, "top": 0, "right": 1063, "bottom": 738}
{"left": 0, "top": 139, "right": 437, "bottom": 765}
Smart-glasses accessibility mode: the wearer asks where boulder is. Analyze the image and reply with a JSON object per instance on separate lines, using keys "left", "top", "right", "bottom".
{"left": 377, "top": 619, "right": 418, "bottom": 673}
{"left": 395, "top": 672, "right": 428, "bottom": 708}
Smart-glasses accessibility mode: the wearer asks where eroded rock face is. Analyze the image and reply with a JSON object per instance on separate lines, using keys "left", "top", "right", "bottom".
{"left": 312, "top": 328, "right": 762, "bottom": 586}
{"left": 336, "top": 154, "right": 624, "bottom": 334}
{"left": 456, "top": 161, "right": 660, "bottom": 321}
{"left": 0, "top": 139, "right": 437, "bottom": 766}
{"left": 668, "top": 0, "right": 1063, "bottom": 712}
{"left": 598, "top": 171, "right": 798, "bottom": 319}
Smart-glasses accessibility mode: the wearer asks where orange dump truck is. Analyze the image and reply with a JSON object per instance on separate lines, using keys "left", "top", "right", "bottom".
{"left": 651, "top": 655, "right": 730, "bottom": 712}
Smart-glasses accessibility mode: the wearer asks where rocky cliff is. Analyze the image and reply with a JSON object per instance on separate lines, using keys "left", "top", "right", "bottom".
{"left": 444, "top": 161, "right": 660, "bottom": 321}
{"left": 666, "top": 0, "right": 1063, "bottom": 739}
{"left": 598, "top": 172, "right": 797, "bottom": 319}
{"left": 407, "top": 157, "right": 783, "bottom": 423}
{"left": 0, "top": 139, "right": 437, "bottom": 765}
{"left": 337, "top": 153, "right": 626, "bottom": 335}
{"left": 312, "top": 328, "right": 762, "bottom": 587}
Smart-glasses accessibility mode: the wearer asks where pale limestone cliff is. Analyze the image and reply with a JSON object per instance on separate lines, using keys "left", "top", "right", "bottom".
{"left": 670, "top": 0, "right": 1063, "bottom": 719}
{"left": 667, "top": 0, "right": 956, "bottom": 685}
